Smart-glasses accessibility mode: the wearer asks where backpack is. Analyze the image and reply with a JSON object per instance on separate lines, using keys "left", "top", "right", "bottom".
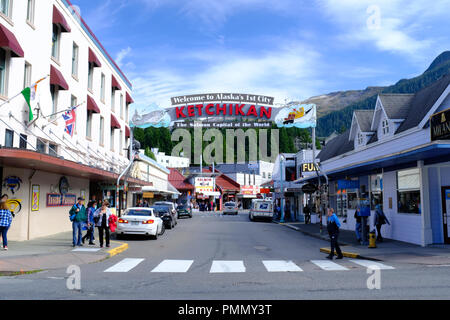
{"left": 69, "top": 206, "right": 77, "bottom": 222}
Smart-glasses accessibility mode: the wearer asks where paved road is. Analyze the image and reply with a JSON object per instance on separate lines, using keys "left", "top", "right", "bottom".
{"left": 1, "top": 210, "right": 450, "bottom": 299}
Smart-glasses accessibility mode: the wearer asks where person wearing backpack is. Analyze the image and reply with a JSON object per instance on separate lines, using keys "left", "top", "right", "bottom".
{"left": 69, "top": 197, "right": 87, "bottom": 247}
{"left": 354, "top": 206, "right": 362, "bottom": 244}
{"left": 374, "top": 204, "right": 390, "bottom": 242}
{"left": 326, "top": 207, "right": 343, "bottom": 260}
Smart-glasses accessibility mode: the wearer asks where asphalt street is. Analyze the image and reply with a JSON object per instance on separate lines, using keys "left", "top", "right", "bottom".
{"left": 1, "top": 210, "right": 450, "bottom": 300}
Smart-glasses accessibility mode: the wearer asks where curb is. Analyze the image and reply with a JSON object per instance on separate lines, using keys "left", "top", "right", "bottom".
{"left": 107, "top": 241, "right": 129, "bottom": 257}
{"left": 320, "top": 247, "right": 360, "bottom": 259}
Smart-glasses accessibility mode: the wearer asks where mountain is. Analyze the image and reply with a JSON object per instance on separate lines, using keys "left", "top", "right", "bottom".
{"left": 302, "top": 86, "right": 385, "bottom": 118}
{"left": 316, "top": 51, "right": 450, "bottom": 137}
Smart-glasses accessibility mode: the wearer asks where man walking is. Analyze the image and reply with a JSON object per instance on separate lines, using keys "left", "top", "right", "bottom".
{"left": 69, "top": 197, "right": 87, "bottom": 247}
{"left": 326, "top": 207, "right": 343, "bottom": 260}
{"left": 374, "top": 204, "right": 390, "bottom": 242}
{"left": 354, "top": 206, "right": 362, "bottom": 244}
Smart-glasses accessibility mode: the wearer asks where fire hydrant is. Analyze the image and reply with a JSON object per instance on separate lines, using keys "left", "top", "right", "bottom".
{"left": 368, "top": 230, "right": 377, "bottom": 248}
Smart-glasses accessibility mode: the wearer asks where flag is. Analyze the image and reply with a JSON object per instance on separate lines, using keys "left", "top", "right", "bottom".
{"left": 63, "top": 107, "right": 77, "bottom": 137}
{"left": 21, "top": 78, "right": 45, "bottom": 122}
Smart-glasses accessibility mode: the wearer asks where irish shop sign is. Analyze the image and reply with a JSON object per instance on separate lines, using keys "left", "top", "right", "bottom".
{"left": 46, "top": 193, "right": 77, "bottom": 207}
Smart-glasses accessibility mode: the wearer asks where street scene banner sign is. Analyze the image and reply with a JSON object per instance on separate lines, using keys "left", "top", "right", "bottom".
{"left": 431, "top": 108, "right": 450, "bottom": 141}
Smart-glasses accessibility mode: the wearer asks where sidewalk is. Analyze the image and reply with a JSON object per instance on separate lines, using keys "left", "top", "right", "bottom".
{"left": 277, "top": 221, "right": 450, "bottom": 265}
{"left": 0, "top": 231, "right": 128, "bottom": 273}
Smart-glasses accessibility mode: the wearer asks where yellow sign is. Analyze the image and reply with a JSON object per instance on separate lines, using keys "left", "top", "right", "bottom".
{"left": 301, "top": 163, "right": 319, "bottom": 172}
{"left": 143, "top": 192, "right": 154, "bottom": 198}
{"left": 31, "top": 185, "right": 40, "bottom": 211}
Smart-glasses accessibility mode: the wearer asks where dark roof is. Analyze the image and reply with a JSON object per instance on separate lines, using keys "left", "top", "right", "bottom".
{"left": 317, "top": 129, "right": 354, "bottom": 162}
{"left": 396, "top": 74, "right": 450, "bottom": 134}
{"left": 354, "top": 110, "right": 374, "bottom": 132}
{"left": 379, "top": 94, "right": 415, "bottom": 119}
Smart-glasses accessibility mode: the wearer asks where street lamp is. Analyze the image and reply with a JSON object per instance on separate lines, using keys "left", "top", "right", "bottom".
{"left": 279, "top": 154, "right": 286, "bottom": 223}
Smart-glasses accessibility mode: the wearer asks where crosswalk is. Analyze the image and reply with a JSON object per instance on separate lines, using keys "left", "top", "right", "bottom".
{"left": 102, "top": 258, "right": 395, "bottom": 273}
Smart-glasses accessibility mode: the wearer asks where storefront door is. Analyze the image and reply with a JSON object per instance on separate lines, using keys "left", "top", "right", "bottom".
{"left": 442, "top": 187, "right": 450, "bottom": 244}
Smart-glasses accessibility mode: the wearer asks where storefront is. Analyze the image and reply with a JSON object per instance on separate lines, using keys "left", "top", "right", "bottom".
{"left": 298, "top": 76, "right": 450, "bottom": 246}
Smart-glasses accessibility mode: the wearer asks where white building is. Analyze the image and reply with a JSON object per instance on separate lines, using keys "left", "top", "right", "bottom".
{"left": 151, "top": 148, "right": 190, "bottom": 168}
{"left": 0, "top": 0, "right": 147, "bottom": 240}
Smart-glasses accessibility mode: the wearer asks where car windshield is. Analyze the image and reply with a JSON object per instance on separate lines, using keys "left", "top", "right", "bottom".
{"left": 124, "top": 209, "right": 153, "bottom": 217}
{"left": 152, "top": 206, "right": 170, "bottom": 214}
{"left": 225, "top": 202, "right": 236, "bottom": 207}
{"left": 178, "top": 205, "right": 188, "bottom": 209}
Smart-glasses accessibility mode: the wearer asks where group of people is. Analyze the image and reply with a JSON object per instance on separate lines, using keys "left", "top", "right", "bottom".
{"left": 354, "top": 204, "right": 390, "bottom": 243}
{"left": 0, "top": 194, "right": 13, "bottom": 250}
{"left": 70, "top": 197, "right": 117, "bottom": 248}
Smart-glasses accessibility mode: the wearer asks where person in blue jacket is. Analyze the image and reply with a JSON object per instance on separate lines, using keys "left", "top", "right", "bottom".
{"left": 326, "top": 207, "right": 343, "bottom": 260}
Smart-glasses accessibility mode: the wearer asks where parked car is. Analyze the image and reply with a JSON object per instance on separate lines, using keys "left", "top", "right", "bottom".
{"left": 116, "top": 207, "right": 164, "bottom": 240}
{"left": 249, "top": 200, "right": 273, "bottom": 221}
{"left": 177, "top": 203, "right": 192, "bottom": 218}
{"left": 223, "top": 201, "right": 238, "bottom": 215}
{"left": 154, "top": 201, "right": 177, "bottom": 215}
{"left": 151, "top": 205, "right": 177, "bottom": 229}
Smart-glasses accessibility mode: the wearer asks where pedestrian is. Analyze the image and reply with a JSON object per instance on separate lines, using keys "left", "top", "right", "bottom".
{"left": 374, "top": 204, "right": 390, "bottom": 242}
{"left": 326, "top": 207, "right": 343, "bottom": 260}
{"left": 82, "top": 201, "right": 97, "bottom": 245}
{"left": 304, "top": 206, "right": 311, "bottom": 224}
{"left": 285, "top": 200, "right": 291, "bottom": 221}
{"left": 0, "top": 200, "right": 13, "bottom": 250}
{"left": 94, "top": 200, "right": 112, "bottom": 248}
{"left": 69, "top": 197, "right": 87, "bottom": 247}
{"left": 354, "top": 206, "right": 362, "bottom": 244}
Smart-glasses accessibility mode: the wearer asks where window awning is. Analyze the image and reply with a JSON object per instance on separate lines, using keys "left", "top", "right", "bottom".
{"left": 89, "top": 48, "right": 102, "bottom": 68}
{"left": 0, "top": 23, "right": 24, "bottom": 57}
{"left": 111, "top": 75, "right": 122, "bottom": 90}
{"left": 126, "top": 92, "right": 134, "bottom": 104}
{"left": 125, "top": 125, "right": 130, "bottom": 138}
{"left": 87, "top": 95, "right": 100, "bottom": 114}
{"left": 53, "top": 5, "right": 71, "bottom": 33}
{"left": 111, "top": 113, "right": 121, "bottom": 129}
{"left": 50, "top": 65, "right": 69, "bottom": 90}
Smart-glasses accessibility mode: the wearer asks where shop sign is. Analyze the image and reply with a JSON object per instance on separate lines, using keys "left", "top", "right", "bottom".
{"left": 431, "top": 108, "right": 450, "bottom": 141}
{"left": 240, "top": 185, "right": 260, "bottom": 195}
{"left": 300, "top": 163, "right": 319, "bottom": 172}
{"left": 46, "top": 193, "right": 76, "bottom": 207}
{"left": 260, "top": 188, "right": 271, "bottom": 194}
{"left": 195, "top": 177, "right": 214, "bottom": 193}
{"left": 337, "top": 180, "right": 360, "bottom": 190}
{"left": 143, "top": 192, "right": 154, "bottom": 198}
{"left": 31, "top": 185, "right": 40, "bottom": 211}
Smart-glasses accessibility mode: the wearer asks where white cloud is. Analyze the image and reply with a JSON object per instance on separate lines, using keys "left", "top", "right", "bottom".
{"left": 116, "top": 47, "right": 132, "bottom": 68}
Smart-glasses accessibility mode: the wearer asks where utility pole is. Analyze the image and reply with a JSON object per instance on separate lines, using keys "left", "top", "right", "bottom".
{"left": 280, "top": 154, "right": 285, "bottom": 223}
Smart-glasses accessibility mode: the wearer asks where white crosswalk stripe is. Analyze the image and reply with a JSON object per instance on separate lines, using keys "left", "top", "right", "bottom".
{"left": 311, "top": 260, "right": 349, "bottom": 271}
{"left": 151, "top": 259, "right": 194, "bottom": 273}
{"left": 72, "top": 248, "right": 100, "bottom": 252}
{"left": 210, "top": 260, "right": 246, "bottom": 273}
{"left": 349, "top": 259, "right": 395, "bottom": 270}
{"left": 104, "top": 258, "right": 145, "bottom": 272}
{"left": 262, "top": 260, "right": 303, "bottom": 272}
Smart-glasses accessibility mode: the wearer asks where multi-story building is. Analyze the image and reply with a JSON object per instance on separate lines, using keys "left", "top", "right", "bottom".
{"left": 151, "top": 148, "right": 190, "bottom": 168}
{"left": 0, "top": 0, "right": 147, "bottom": 240}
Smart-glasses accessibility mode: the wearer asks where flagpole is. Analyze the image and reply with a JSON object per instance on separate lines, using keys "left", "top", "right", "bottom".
{"left": 0, "top": 75, "right": 49, "bottom": 109}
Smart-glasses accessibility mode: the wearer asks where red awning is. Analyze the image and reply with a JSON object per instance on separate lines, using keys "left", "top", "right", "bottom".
{"left": 125, "top": 126, "right": 130, "bottom": 138}
{"left": 111, "top": 113, "right": 121, "bottom": 129}
{"left": 0, "top": 24, "right": 24, "bottom": 57}
{"left": 53, "top": 5, "right": 71, "bottom": 33}
{"left": 87, "top": 95, "right": 100, "bottom": 114}
{"left": 126, "top": 92, "right": 134, "bottom": 104}
{"left": 111, "top": 75, "right": 122, "bottom": 90}
{"left": 89, "top": 48, "right": 102, "bottom": 68}
{"left": 50, "top": 65, "right": 69, "bottom": 90}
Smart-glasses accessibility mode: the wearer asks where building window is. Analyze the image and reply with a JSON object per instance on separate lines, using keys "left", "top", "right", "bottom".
{"left": 88, "top": 63, "right": 94, "bottom": 91}
{"left": 111, "top": 90, "right": 115, "bottom": 111}
{"left": 23, "top": 62, "right": 32, "bottom": 88}
{"left": 0, "top": 0, "right": 10, "bottom": 17}
{"left": 119, "top": 130, "right": 123, "bottom": 154}
{"left": 397, "top": 168, "right": 421, "bottom": 214}
{"left": 347, "top": 190, "right": 359, "bottom": 209}
{"left": 262, "top": 172, "right": 266, "bottom": 179}
{"left": 52, "top": 25, "right": 61, "bottom": 60}
{"left": 19, "top": 133, "right": 27, "bottom": 149}
{"left": 382, "top": 120, "right": 389, "bottom": 135}
{"left": 26, "top": 0, "right": 35, "bottom": 24}
{"left": 358, "top": 133, "right": 364, "bottom": 145}
{"left": 49, "top": 143, "right": 57, "bottom": 157}
{"left": 72, "top": 43, "right": 79, "bottom": 77}
{"left": 50, "top": 85, "right": 58, "bottom": 118}
{"left": 4, "top": 129, "right": 13, "bottom": 147}
{"left": 125, "top": 105, "right": 129, "bottom": 122}
{"left": 0, "top": 48, "right": 7, "bottom": 96}
{"left": 100, "top": 73, "right": 105, "bottom": 102}
{"left": 86, "top": 111, "right": 93, "bottom": 138}
{"left": 120, "top": 93, "right": 124, "bottom": 119}
{"left": 110, "top": 128, "right": 114, "bottom": 151}
{"left": 370, "top": 174, "right": 383, "bottom": 210}
{"left": 99, "top": 116, "right": 104, "bottom": 145}
{"left": 36, "top": 139, "right": 46, "bottom": 153}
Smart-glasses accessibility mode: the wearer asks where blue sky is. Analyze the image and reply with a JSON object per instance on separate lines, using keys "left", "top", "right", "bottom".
{"left": 72, "top": 0, "right": 450, "bottom": 112}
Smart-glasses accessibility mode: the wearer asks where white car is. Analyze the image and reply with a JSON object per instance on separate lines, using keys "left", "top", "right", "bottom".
{"left": 223, "top": 202, "right": 238, "bottom": 215}
{"left": 249, "top": 200, "right": 273, "bottom": 221}
{"left": 117, "top": 207, "right": 164, "bottom": 240}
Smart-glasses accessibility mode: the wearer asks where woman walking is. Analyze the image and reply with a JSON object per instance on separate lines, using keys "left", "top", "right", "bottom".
{"left": 0, "top": 200, "right": 13, "bottom": 250}
{"left": 374, "top": 204, "right": 390, "bottom": 242}
{"left": 94, "top": 200, "right": 112, "bottom": 248}
{"left": 326, "top": 207, "right": 343, "bottom": 260}
{"left": 82, "top": 201, "right": 97, "bottom": 245}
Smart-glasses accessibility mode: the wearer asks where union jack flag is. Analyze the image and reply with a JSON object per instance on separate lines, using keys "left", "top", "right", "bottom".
{"left": 62, "top": 107, "right": 77, "bottom": 137}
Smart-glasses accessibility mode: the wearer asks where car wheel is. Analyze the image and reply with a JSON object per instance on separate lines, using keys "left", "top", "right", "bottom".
{"left": 249, "top": 214, "right": 253, "bottom": 221}
{"left": 152, "top": 231, "right": 158, "bottom": 240}
{"left": 167, "top": 221, "right": 172, "bottom": 230}
{"left": 189, "top": 214, "right": 192, "bottom": 218}
{"left": 159, "top": 223, "right": 165, "bottom": 235}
